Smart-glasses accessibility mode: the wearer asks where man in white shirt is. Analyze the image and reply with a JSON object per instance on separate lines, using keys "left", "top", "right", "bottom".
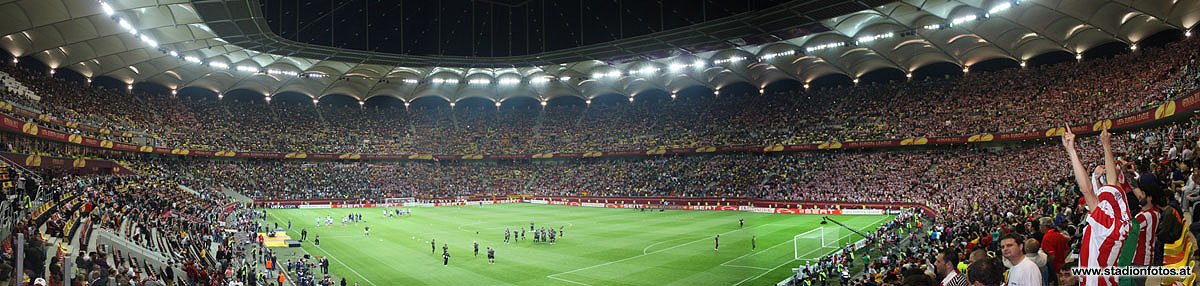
{"left": 1000, "top": 233, "right": 1041, "bottom": 286}
{"left": 1022, "top": 239, "right": 1049, "bottom": 285}
{"left": 1181, "top": 172, "right": 1200, "bottom": 212}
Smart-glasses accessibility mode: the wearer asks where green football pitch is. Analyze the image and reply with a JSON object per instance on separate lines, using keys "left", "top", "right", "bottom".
{"left": 263, "top": 204, "right": 892, "bottom": 285}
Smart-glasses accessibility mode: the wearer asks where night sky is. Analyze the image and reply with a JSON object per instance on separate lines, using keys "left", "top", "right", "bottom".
{"left": 260, "top": 0, "right": 790, "bottom": 57}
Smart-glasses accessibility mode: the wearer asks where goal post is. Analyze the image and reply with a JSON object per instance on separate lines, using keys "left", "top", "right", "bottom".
{"left": 794, "top": 226, "right": 842, "bottom": 260}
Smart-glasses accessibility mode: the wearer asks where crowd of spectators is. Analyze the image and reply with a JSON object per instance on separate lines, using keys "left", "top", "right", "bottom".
{"left": 0, "top": 38, "right": 1197, "bottom": 155}
{"left": 797, "top": 116, "right": 1200, "bottom": 285}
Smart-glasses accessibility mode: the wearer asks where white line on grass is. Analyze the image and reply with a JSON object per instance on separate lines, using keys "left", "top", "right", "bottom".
{"left": 547, "top": 275, "right": 593, "bottom": 286}
{"left": 457, "top": 221, "right": 488, "bottom": 232}
{"left": 721, "top": 264, "right": 772, "bottom": 271}
{"left": 642, "top": 237, "right": 695, "bottom": 255}
{"left": 548, "top": 222, "right": 771, "bottom": 283}
{"left": 719, "top": 230, "right": 808, "bottom": 268}
{"left": 730, "top": 216, "right": 890, "bottom": 286}
{"left": 312, "top": 244, "right": 380, "bottom": 286}
{"left": 268, "top": 211, "right": 379, "bottom": 286}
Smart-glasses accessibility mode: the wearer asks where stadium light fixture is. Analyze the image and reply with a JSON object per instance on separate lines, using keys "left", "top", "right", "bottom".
{"left": 715, "top": 56, "right": 745, "bottom": 65}
{"left": 906, "top": 73, "right": 913, "bottom": 79}
{"left": 668, "top": 63, "right": 686, "bottom": 72}
{"left": 495, "top": 101, "right": 503, "bottom": 107}
{"left": 951, "top": 15, "right": 978, "bottom": 26}
{"left": 184, "top": 56, "right": 201, "bottom": 63}
{"left": 855, "top": 33, "right": 894, "bottom": 45}
{"left": 11, "top": 58, "right": 17, "bottom": 64}
{"left": 559, "top": 76, "right": 571, "bottom": 82}
{"left": 763, "top": 51, "right": 793, "bottom": 60}
{"left": 358, "top": 100, "right": 364, "bottom": 106}
{"left": 86, "top": 78, "right": 91, "bottom": 83}
{"left": 48, "top": 69, "right": 55, "bottom": 75}
{"left": 962, "top": 67, "right": 970, "bottom": 73}
{"left": 804, "top": 83, "right": 810, "bottom": 89}
{"left": 671, "top": 93, "right": 677, "bottom": 100}
{"left": 402, "top": 78, "right": 418, "bottom": 84}
{"left": 209, "top": 62, "right": 228, "bottom": 69}
{"left": 264, "top": 96, "right": 271, "bottom": 102}
{"left": 989, "top": 2, "right": 1012, "bottom": 14}
{"left": 638, "top": 67, "right": 659, "bottom": 75}
{"left": 127, "top": 84, "right": 132, "bottom": 90}
{"left": 469, "top": 78, "right": 491, "bottom": 85}
{"left": 449, "top": 102, "right": 456, "bottom": 108}
{"left": 1075, "top": 54, "right": 1082, "bottom": 60}
{"left": 692, "top": 60, "right": 706, "bottom": 68}
{"left": 404, "top": 101, "right": 410, "bottom": 108}
{"left": 101, "top": 2, "right": 115, "bottom": 16}
{"left": 1019, "top": 61, "right": 1026, "bottom": 68}
{"left": 759, "top": 88, "right": 765, "bottom": 94}
{"left": 585, "top": 99, "right": 592, "bottom": 105}
{"left": 313, "top": 99, "right": 319, "bottom": 104}
{"left": 540, "top": 100, "right": 548, "bottom": 107}
{"left": 1187, "top": 30, "right": 1193, "bottom": 37}
{"left": 238, "top": 66, "right": 259, "bottom": 73}
{"left": 170, "top": 89, "right": 176, "bottom": 96}
{"left": 628, "top": 97, "right": 635, "bottom": 102}
{"left": 853, "top": 78, "right": 860, "bottom": 85}
{"left": 140, "top": 35, "right": 157, "bottom": 47}
{"left": 499, "top": 78, "right": 520, "bottom": 85}
{"left": 169, "top": 51, "right": 178, "bottom": 57}
{"left": 924, "top": 24, "right": 941, "bottom": 30}
{"left": 217, "top": 93, "right": 223, "bottom": 100}
{"left": 530, "top": 77, "right": 549, "bottom": 84}
{"left": 806, "top": 42, "right": 845, "bottom": 53}
{"left": 267, "top": 69, "right": 299, "bottom": 77}
{"left": 1130, "top": 44, "right": 1137, "bottom": 51}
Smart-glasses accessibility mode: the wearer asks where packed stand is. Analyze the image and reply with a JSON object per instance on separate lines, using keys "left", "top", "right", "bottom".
{"left": 0, "top": 39, "right": 1197, "bottom": 155}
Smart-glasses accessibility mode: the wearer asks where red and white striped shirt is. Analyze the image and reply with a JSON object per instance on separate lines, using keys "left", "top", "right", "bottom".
{"left": 1080, "top": 185, "right": 1131, "bottom": 286}
{"left": 1133, "top": 207, "right": 1160, "bottom": 266}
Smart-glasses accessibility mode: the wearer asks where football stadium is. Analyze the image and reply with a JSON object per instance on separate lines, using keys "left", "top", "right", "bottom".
{"left": 0, "top": 0, "right": 1199, "bottom": 285}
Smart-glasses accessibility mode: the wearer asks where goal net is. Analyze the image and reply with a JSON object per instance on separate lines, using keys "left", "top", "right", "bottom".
{"left": 794, "top": 226, "right": 842, "bottom": 260}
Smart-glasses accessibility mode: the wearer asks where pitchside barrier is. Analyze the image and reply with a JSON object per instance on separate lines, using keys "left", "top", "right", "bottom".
{"left": 529, "top": 198, "right": 896, "bottom": 215}
{"left": 257, "top": 197, "right": 927, "bottom": 216}
{"left": 528, "top": 196, "right": 934, "bottom": 216}
{"left": 257, "top": 199, "right": 524, "bottom": 209}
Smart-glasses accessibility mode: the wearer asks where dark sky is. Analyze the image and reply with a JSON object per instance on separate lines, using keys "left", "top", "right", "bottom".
{"left": 260, "top": 0, "right": 789, "bottom": 57}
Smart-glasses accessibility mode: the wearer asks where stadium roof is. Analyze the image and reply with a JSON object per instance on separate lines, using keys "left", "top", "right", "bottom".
{"left": 0, "top": 0, "right": 1197, "bottom": 103}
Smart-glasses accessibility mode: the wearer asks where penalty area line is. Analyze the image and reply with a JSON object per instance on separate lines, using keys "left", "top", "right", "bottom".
{"left": 731, "top": 216, "right": 890, "bottom": 286}
{"left": 546, "top": 275, "right": 592, "bottom": 286}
